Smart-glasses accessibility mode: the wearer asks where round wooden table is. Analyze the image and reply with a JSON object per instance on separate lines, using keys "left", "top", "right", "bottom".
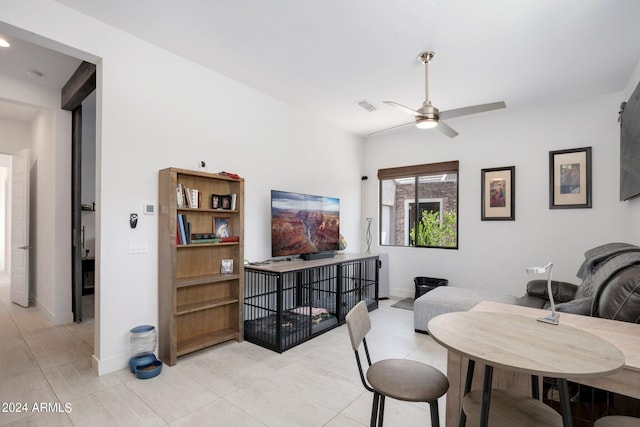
{"left": 428, "top": 311, "right": 625, "bottom": 427}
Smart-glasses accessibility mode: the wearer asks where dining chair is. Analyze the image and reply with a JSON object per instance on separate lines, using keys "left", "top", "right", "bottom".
{"left": 595, "top": 416, "right": 640, "bottom": 427}
{"left": 345, "top": 300, "right": 449, "bottom": 427}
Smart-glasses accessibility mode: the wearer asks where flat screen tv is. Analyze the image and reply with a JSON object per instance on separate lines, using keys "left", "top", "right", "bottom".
{"left": 620, "top": 79, "right": 640, "bottom": 201}
{"left": 271, "top": 190, "right": 340, "bottom": 258}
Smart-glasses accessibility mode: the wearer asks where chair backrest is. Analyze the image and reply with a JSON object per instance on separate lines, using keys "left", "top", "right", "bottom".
{"left": 346, "top": 300, "right": 371, "bottom": 351}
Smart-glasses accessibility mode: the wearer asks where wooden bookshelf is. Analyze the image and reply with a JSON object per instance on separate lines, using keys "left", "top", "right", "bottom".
{"left": 158, "top": 167, "right": 244, "bottom": 366}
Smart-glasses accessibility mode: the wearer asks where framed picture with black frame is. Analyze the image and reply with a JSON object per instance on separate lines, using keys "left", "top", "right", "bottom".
{"left": 549, "top": 147, "right": 592, "bottom": 209}
{"left": 481, "top": 166, "right": 515, "bottom": 221}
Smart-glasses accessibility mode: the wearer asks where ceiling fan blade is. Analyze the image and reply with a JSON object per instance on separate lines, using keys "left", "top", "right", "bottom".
{"left": 439, "top": 101, "right": 506, "bottom": 121}
{"left": 383, "top": 101, "right": 421, "bottom": 117}
{"left": 437, "top": 121, "right": 459, "bottom": 138}
{"left": 368, "top": 121, "right": 414, "bottom": 137}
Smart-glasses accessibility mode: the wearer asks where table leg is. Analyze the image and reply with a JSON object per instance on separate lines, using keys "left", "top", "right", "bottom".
{"left": 558, "top": 378, "right": 573, "bottom": 427}
{"left": 531, "top": 375, "right": 539, "bottom": 400}
{"left": 479, "top": 365, "right": 494, "bottom": 427}
{"left": 458, "top": 360, "right": 476, "bottom": 427}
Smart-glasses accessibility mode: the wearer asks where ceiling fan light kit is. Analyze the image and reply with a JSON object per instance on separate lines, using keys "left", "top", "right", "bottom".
{"left": 378, "top": 50, "right": 506, "bottom": 138}
{"left": 416, "top": 116, "right": 438, "bottom": 129}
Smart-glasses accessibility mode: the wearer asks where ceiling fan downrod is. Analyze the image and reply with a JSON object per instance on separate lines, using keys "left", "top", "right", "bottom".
{"left": 418, "top": 51, "right": 434, "bottom": 105}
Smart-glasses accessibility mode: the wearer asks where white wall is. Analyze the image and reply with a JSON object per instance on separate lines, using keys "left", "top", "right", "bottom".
{"left": 364, "top": 91, "right": 629, "bottom": 298}
{"left": 0, "top": 117, "right": 30, "bottom": 154}
{"left": 30, "top": 108, "right": 73, "bottom": 324}
{"left": 1, "top": 0, "right": 365, "bottom": 375}
{"left": 622, "top": 60, "right": 640, "bottom": 243}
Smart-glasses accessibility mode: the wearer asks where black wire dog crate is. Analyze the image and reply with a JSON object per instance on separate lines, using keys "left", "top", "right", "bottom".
{"left": 244, "top": 254, "right": 379, "bottom": 352}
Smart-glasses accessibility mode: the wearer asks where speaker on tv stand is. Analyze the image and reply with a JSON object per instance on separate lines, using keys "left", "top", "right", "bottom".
{"left": 301, "top": 252, "right": 336, "bottom": 261}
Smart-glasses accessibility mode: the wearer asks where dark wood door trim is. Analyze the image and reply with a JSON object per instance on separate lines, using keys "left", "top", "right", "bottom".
{"left": 63, "top": 60, "right": 96, "bottom": 322}
{"left": 61, "top": 61, "right": 96, "bottom": 111}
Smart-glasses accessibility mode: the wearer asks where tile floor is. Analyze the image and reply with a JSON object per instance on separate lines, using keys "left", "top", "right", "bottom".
{"left": 0, "top": 276, "right": 448, "bottom": 426}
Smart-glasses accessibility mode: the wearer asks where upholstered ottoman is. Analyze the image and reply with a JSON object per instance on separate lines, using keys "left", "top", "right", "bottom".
{"left": 414, "top": 286, "right": 520, "bottom": 333}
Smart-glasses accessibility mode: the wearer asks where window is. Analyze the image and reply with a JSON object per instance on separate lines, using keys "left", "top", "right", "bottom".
{"left": 378, "top": 161, "right": 458, "bottom": 249}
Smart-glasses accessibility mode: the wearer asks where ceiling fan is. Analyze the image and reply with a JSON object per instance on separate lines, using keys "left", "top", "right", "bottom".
{"left": 373, "top": 51, "right": 506, "bottom": 138}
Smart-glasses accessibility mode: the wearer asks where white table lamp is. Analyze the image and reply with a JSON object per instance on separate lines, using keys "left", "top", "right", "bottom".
{"left": 526, "top": 262, "right": 559, "bottom": 325}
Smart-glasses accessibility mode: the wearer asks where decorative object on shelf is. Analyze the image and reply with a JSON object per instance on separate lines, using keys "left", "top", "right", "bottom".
{"left": 211, "top": 193, "right": 237, "bottom": 210}
{"left": 481, "top": 166, "right": 515, "bottom": 221}
{"left": 549, "top": 147, "right": 592, "bottom": 209}
{"left": 339, "top": 234, "right": 347, "bottom": 250}
{"left": 366, "top": 218, "right": 373, "bottom": 254}
{"left": 214, "top": 216, "right": 232, "bottom": 238}
{"left": 221, "top": 259, "right": 233, "bottom": 274}
{"left": 526, "top": 262, "right": 558, "bottom": 325}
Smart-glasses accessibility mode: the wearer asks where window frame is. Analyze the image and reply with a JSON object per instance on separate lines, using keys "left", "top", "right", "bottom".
{"left": 378, "top": 161, "right": 459, "bottom": 249}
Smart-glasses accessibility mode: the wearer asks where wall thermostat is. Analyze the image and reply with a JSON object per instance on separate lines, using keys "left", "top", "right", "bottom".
{"left": 143, "top": 203, "right": 155, "bottom": 215}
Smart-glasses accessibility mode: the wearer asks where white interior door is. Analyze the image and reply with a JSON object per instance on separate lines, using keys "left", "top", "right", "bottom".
{"left": 10, "top": 148, "right": 30, "bottom": 307}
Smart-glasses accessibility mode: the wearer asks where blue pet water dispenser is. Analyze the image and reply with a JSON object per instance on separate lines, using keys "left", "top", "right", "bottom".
{"left": 128, "top": 325, "right": 162, "bottom": 379}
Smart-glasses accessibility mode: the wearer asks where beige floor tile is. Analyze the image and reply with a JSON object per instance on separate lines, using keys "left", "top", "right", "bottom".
{"left": 170, "top": 398, "right": 266, "bottom": 427}
{"left": 224, "top": 377, "right": 337, "bottom": 427}
{"left": 269, "top": 359, "right": 363, "bottom": 412}
{"left": 125, "top": 365, "right": 218, "bottom": 423}
{"left": 0, "top": 371, "right": 60, "bottom": 426}
{"left": 323, "top": 414, "right": 367, "bottom": 427}
{"left": 67, "top": 383, "right": 166, "bottom": 427}
{"left": 22, "top": 329, "right": 92, "bottom": 370}
{"left": 41, "top": 357, "right": 121, "bottom": 403}
{"left": 1, "top": 410, "right": 73, "bottom": 426}
{"left": 0, "top": 343, "right": 39, "bottom": 382}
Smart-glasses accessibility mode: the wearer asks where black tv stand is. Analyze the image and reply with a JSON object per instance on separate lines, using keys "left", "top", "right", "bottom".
{"left": 244, "top": 254, "right": 379, "bottom": 352}
{"left": 301, "top": 252, "right": 335, "bottom": 261}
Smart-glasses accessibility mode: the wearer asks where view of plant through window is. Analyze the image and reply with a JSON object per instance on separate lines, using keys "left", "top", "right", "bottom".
{"left": 378, "top": 161, "right": 459, "bottom": 249}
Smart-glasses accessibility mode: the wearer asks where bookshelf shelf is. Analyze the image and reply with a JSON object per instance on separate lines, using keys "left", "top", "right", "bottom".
{"left": 158, "top": 167, "right": 244, "bottom": 366}
{"left": 176, "top": 241, "right": 239, "bottom": 249}
{"left": 176, "top": 273, "right": 241, "bottom": 288}
{"left": 176, "top": 329, "right": 240, "bottom": 357}
{"left": 177, "top": 297, "right": 240, "bottom": 315}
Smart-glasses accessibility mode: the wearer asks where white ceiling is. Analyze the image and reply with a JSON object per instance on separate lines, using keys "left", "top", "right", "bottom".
{"left": 6, "top": 1, "right": 640, "bottom": 136}
{"left": 0, "top": 34, "right": 81, "bottom": 121}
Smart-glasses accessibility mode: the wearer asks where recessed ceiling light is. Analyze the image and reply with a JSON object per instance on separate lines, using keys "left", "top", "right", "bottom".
{"left": 0, "top": 38, "right": 10, "bottom": 48}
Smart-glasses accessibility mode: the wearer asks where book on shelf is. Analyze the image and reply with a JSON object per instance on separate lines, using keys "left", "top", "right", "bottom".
{"left": 221, "top": 236, "right": 240, "bottom": 243}
{"left": 191, "top": 238, "right": 222, "bottom": 244}
{"left": 190, "top": 188, "right": 199, "bottom": 208}
{"left": 176, "top": 214, "right": 192, "bottom": 244}
{"left": 176, "top": 184, "right": 185, "bottom": 208}
{"left": 177, "top": 214, "right": 187, "bottom": 244}
{"left": 176, "top": 184, "right": 200, "bottom": 209}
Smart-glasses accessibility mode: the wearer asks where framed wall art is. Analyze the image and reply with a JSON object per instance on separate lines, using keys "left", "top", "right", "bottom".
{"left": 481, "top": 166, "right": 515, "bottom": 220}
{"left": 549, "top": 147, "right": 592, "bottom": 209}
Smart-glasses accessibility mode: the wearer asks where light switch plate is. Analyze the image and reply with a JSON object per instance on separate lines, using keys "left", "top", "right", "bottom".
{"left": 128, "top": 240, "right": 149, "bottom": 254}
{"left": 143, "top": 203, "right": 155, "bottom": 215}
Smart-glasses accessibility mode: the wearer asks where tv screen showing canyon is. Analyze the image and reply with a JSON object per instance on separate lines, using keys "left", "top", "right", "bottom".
{"left": 271, "top": 190, "right": 340, "bottom": 257}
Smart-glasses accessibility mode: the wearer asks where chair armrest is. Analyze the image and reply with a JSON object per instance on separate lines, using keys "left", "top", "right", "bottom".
{"left": 526, "top": 279, "right": 578, "bottom": 303}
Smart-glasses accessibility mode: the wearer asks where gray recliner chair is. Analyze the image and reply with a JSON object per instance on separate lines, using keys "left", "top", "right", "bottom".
{"left": 523, "top": 242, "right": 640, "bottom": 323}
